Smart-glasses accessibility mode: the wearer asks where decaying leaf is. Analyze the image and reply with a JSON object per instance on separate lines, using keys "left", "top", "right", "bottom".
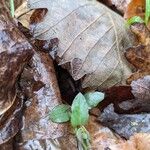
{"left": 100, "top": 76, "right": 150, "bottom": 114}
{"left": 86, "top": 116, "right": 124, "bottom": 150}
{"left": 131, "top": 75, "right": 150, "bottom": 101}
{"left": 86, "top": 116, "right": 150, "bottom": 150}
{"left": 125, "top": 23, "right": 150, "bottom": 83}
{"left": 0, "top": 1, "right": 33, "bottom": 144}
{"left": 98, "top": 86, "right": 134, "bottom": 113}
{"left": 118, "top": 76, "right": 150, "bottom": 113}
{"left": 0, "top": 139, "right": 14, "bottom": 150}
{"left": 19, "top": 51, "right": 65, "bottom": 141}
{"left": 100, "top": 104, "right": 150, "bottom": 139}
{"left": 28, "top": 0, "right": 134, "bottom": 89}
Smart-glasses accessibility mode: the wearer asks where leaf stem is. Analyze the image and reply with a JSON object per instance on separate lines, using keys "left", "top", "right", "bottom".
{"left": 9, "top": 0, "right": 15, "bottom": 17}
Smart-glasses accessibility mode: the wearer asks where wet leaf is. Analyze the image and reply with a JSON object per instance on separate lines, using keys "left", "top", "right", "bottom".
{"left": 84, "top": 91, "right": 105, "bottom": 108}
{"left": 19, "top": 51, "right": 65, "bottom": 141}
{"left": 100, "top": 104, "right": 150, "bottom": 139}
{"left": 49, "top": 104, "right": 71, "bottom": 123}
{"left": 0, "top": 1, "right": 33, "bottom": 144}
{"left": 71, "top": 93, "right": 89, "bottom": 128}
{"left": 28, "top": 0, "right": 134, "bottom": 89}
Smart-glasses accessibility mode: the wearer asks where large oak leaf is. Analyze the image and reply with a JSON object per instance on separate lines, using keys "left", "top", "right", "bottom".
{"left": 28, "top": 0, "right": 133, "bottom": 89}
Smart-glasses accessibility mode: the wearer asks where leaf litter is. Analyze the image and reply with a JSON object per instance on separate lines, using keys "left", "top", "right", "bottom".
{"left": 0, "top": 0, "right": 150, "bottom": 149}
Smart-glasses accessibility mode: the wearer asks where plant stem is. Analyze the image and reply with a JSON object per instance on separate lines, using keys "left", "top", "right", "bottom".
{"left": 9, "top": 0, "right": 15, "bottom": 17}
{"left": 145, "top": 0, "right": 150, "bottom": 24}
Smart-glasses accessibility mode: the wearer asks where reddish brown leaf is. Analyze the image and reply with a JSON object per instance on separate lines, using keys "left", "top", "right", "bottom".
{"left": 19, "top": 51, "right": 65, "bottom": 141}
{"left": 98, "top": 86, "right": 134, "bottom": 113}
{"left": 125, "top": 23, "right": 150, "bottom": 83}
{"left": 124, "top": 0, "right": 145, "bottom": 19}
{"left": 0, "top": 1, "right": 33, "bottom": 144}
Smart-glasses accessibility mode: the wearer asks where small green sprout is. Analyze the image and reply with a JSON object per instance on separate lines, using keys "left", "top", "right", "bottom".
{"left": 9, "top": 0, "right": 15, "bottom": 17}
{"left": 49, "top": 91, "right": 104, "bottom": 150}
{"left": 127, "top": 0, "right": 150, "bottom": 26}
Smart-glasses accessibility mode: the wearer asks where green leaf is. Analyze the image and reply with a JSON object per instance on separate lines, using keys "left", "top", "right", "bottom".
{"left": 49, "top": 104, "right": 71, "bottom": 123}
{"left": 145, "top": 0, "right": 150, "bottom": 24}
{"left": 76, "top": 126, "right": 91, "bottom": 150}
{"left": 84, "top": 91, "right": 105, "bottom": 109}
{"left": 127, "top": 16, "right": 144, "bottom": 26}
{"left": 71, "top": 93, "right": 89, "bottom": 128}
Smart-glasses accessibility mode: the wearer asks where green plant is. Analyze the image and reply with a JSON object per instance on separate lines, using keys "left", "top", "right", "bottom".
{"left": 9, "top": 0, "right": 15, "bottom": 17}
{"left": 49, "top": 92, "right": 105, "bottom": 150}
{"left": 127, "top": 0, "right": 150, "bottom": 25}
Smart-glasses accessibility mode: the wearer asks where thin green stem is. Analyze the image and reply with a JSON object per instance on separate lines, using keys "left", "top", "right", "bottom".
{"left": 145, "top": 0, "right": 150, "bottom": 24}
{"left": 9, "top": 0, "right": 15, "bottom": 17}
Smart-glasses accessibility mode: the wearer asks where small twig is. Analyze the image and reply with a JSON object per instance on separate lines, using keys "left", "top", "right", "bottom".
{"left": 9, "top": 0, "right": 15, "bottom": 17}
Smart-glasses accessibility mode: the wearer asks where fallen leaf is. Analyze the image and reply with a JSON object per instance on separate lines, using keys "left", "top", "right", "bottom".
{"left": 0, "top": 1, "right": 33, "bottom": 144}
{"left": 0, "top": 139, "right": 14, "bottom": 150}
{"left": 98, "top": 86, "right": 134, "bottom": 113}
{"left": 118, "top": 76, "right": 150, "bottom": 113}
{"left": 125, "top": 23, "right": 150, "bottom": 83}
{"left": 15, "top": 1, "right": 34, "bottom": 28}
{"left": 99, "top": 76, "right": 150, "bottom": 114}
{"left": 102, "top": 0, "right": 131, "bottom": 14}
{"left": 131, "top": 75, "right": 150, "bottom": 101}
{"left": 99, "top": 104, "right": 150, "bottom": 139}
{"left": 19, "top": 51, "right": 65, "bottom": 141}
{"left": 130, "top": 133, "right": 150, "bottom": 150}
{"left": 124, "top": 0, "right": 145, "bottom": 19}
{"left": 86, "top": 116, "right": 124, "bottom": 150}
{"left": 28, "top": 0, "right": 134, "bottom": 89}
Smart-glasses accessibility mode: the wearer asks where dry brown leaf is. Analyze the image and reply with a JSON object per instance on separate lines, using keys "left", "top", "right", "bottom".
{"left": 130, "top": 133, "right": 150, "bottom": 150}
{"left": 15, "top": 1, "right": 34, "bottom": 28}
{"left": 28, "top": 0, "right": 134, "bottom": 89}
{"left": 125, "top": 23, "right": 150, "bottom": 83}
{"left": 124, "top": 0, "right": 145, "bottom": 19}
{"left": 86, "top": 116, "right": 124, "bottom": 150}
{"left": 87, "top": 116, "right": 150, "bottom": 150}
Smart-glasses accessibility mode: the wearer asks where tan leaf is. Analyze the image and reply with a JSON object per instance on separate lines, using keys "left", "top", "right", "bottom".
{"left": 28, "top": 0, "right": 134, "bottom": 89}
{"left": 15, "top": 1, "right": 34, "bottom": 28}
